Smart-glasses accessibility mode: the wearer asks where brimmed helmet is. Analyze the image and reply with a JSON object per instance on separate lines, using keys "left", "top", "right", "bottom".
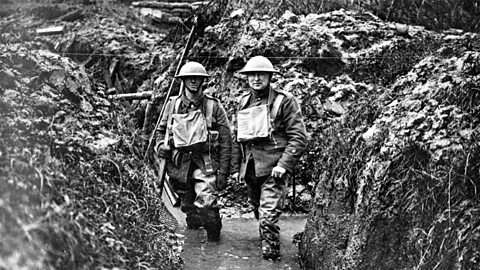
{"left": 239, "top": 56, "right": 280, "bottom": 74}
{"left": 175, "top": 61, "right": 210, "bottom": 78}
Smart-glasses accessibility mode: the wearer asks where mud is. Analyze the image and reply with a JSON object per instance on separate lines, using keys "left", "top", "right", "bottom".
{"left": 179, "top": 215, "right": 307, "bottom": 270}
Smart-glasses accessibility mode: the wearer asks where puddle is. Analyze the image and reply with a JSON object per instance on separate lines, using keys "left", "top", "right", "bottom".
{"left": 179, "top": 216, "right": 307, "bottom": 270}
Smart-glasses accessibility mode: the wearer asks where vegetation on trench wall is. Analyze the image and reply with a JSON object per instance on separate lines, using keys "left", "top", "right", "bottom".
{"left": 367, "top": 142, "right": 480, "bottom": 269}
{"left": 1, "top": 83, "right": 183, "bottom": 269}
{"left": 297, "top": 84, "right": 384, "bottom": 195}
{"left": 294, "top": 33, "right": 442, "bottom": 188}
{"left": 297, "top": 89, "right": 387, "bottom": 269}
{"left": 228, "top": 0, "right": 480, "bottom": 32}
{"left": 346, "top": 35, "right": 444, "bottom": 85}
{"left": 0, "top": 26, "right": 182, "bottom": 269}
{"left": 298, "top": 36, "right": 480, "bottom": 268}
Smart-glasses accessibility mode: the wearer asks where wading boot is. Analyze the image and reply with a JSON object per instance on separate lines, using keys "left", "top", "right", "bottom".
{"left": 204, "top": 208, "right": 222, "bottom": 241}
{"left": 261, "top": 240, "right": 280, "bottom": 261}
{"left": 185, "top": 210, "right": 203, "bottom": 230}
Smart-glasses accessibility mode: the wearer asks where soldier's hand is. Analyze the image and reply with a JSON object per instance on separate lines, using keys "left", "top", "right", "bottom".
{"left": 231, "top": 172, "right": 239, "bottom": 182}
{"left": 216, "top": 173, "right": 228, "bottom": 191}
{"left": 271, "top": 166, "right": 286, "bottom": 179}
{"left": 156, "top": 145, "right": 171, "bottom": 158}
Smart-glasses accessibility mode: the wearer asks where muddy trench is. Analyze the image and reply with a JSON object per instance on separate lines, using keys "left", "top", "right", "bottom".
{"left": 176, "top": 211, "right": 307, "bottom": 270}
{"left": 2, "top": 1, "right": 480, "bottom": 270}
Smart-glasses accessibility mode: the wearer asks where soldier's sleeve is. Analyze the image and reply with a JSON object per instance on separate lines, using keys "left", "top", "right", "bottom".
{"left": 277, "top": 95, "right": 309, "bottom": 173}
{"left": 214, "top": 100, "right": 232, "bottom": 176}
{"left": 154, "top": 99, "right": 173, "bottom": 153}
{"left": 230, "top": 141, "right": 241, "bottom": 174}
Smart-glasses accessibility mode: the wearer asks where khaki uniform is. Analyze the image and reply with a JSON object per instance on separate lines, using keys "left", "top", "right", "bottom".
{"left": 232, "top": 87, "right": 308, "bottom": 258}
{"left": 155, "top": 93, "right": 231, "bottom": 238}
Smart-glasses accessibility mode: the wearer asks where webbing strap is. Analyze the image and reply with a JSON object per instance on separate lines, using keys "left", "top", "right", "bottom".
{"left": 271, "top": 94, "right": 284, "bottom": 121}
{"left": 165, "top": 96, "right": 180, "bottom": 145}
{"left": 239, "top": 94, "right": 251, "bottom": 109}
{"left": 205, "top": 98, "right": 214, "bottom": 129}
{"left": 174, "top": 97, "right": 182, "bottom": 112}
{"left": 204, "top": 97, "right": 215, "bottom": 173}
{"left": 239, "top": 92, "right": 283, "bottom": 120}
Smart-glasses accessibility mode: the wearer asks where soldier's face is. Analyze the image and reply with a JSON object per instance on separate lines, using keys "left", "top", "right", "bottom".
{"left": 183, "top": 76, "right": 204, "bottom": 92}
{"left": 247, "top": 72, "right": 270, "bottom": 92}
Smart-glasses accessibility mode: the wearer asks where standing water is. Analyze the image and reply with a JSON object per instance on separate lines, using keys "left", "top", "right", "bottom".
{"left": 179, "top": 216, "right": 307, "bottom": 270}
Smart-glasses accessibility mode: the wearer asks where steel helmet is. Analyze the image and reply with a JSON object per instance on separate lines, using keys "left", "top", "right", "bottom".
{"left": 239, "top": 56, "right": 280, "bottom": 74}
{"left": 175, "top": 61, "right": 210, "bottom": 78}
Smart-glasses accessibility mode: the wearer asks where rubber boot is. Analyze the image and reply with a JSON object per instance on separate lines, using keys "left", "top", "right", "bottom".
{"left": 261, "top": 230, "right": 281, "bottom": 261}
{"left": 261, "top": 240, "right": 280, "bottom": 261}
{"left": 204, "top": 208, "right": 222, "bottom": 241}
{"left": 185, "top": 209, "right": 203, "bottom": 230}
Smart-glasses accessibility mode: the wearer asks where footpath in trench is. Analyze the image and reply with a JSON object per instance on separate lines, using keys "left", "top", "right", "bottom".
{"left": 181, "top": 217, "right": 306, "bottom": 270}
{"left": 165, "top": 194, "right": 306, "bottom": 270}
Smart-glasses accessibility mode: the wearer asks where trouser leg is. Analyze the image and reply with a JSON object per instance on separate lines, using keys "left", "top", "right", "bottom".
{"left": 179, "top": 179, "right": 203, "bottom": 229}
{"left": 192, "top": 169, "right": 222, "bottom": 241}
{"left": 244, "top": 159, "right": 288, "bottom": 260}
{"left": 259, "top": 174, "right": 287, "bottom": 260}
{"left": 245, "top": 160, "right": 262, "bottom": 220}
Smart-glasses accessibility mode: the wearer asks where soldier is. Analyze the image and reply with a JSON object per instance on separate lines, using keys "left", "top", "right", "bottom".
{"left": 155, "top": 61, "right": 231, "bottom": 241}
{"left": 231, "top": 56, "right": 308, "bottom": 260}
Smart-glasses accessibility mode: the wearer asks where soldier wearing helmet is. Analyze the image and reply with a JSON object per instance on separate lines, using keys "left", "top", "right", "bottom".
{"left": 154, "top": 61, "right": 231, "bottom": 241}
{"left": 231, "top": 56, "right": 308, "bottom": 260}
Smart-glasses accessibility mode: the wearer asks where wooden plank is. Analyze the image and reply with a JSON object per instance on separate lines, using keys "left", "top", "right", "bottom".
{"left": 191, "top": 1, "right": 209, "bottom": 9}
{"left": 132, "top": 1, "right": 192, "bottom": 10}
{"left": 110, "top": 91, "right": 153, "bottom": 100}
{"left": 170, "top": 8, "right": 192, "bottom": 14}
{"left": 152, "top": 14, "right": 182, "bottom": 24}
{"left": 35, "top": 26, "right": 65, "bottom": 35}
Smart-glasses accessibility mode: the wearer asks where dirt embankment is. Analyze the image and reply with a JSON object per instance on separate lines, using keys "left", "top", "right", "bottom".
{"left": 1, "top": 2, "right": 183, "bottom": 269}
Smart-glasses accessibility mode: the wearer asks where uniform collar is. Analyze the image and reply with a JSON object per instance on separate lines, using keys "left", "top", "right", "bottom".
{"left": 252, "top": 85, "right": 277, "bottom": 103}
{"left": 181, "top": 92, "right": 204, "bottom": 109}
{"left": 251, "top": 87, "right": 268, "bottom": 100}
{"left": 241, "top": 86, "right": 278, "bottom": 109}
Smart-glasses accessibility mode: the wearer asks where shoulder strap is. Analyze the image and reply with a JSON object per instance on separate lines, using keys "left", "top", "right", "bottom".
{"left": 270, "top": 93, "right": 284, "bottom": 120}
{"left": 165, "top": 96, "right": 180, "bottom": 145}
{"left": 174, "top": 96, "right": 181, "bottom": 113}
{"left": 239, "top": 93, "right": 251, "bottom": 110}
{"left": 205, "top": 97, "right": 215, "bottom": 129}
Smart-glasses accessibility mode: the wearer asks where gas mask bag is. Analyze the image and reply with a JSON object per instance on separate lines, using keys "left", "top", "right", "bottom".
{"left": 236, "top": 104, "right": 271, "bottom": 142}
{"left": 171, "top": 110, "right": 208, "bottom": 148}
